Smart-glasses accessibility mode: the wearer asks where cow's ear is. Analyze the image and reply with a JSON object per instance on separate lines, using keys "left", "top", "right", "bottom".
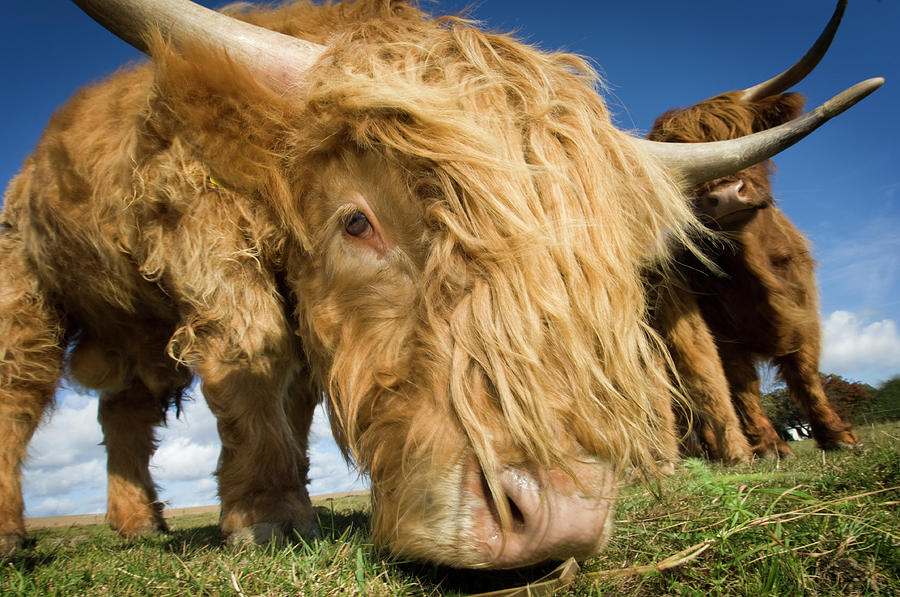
{"left": 752, "top": 92, "right": 806, "bottom": 132}
{"left": 144, "top": 33, "right": 297, "bottom": 194}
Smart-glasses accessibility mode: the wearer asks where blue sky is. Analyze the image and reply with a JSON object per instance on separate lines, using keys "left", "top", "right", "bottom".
{"left": 3, "top": 1, "right": 898, "bottom": 517}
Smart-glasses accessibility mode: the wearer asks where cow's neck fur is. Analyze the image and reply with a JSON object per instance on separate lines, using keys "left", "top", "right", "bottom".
{"left": 687, "top": 204, "right": 819, "bottom": 357}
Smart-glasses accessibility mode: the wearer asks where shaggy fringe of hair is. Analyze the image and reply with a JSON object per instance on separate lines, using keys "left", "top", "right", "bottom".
{"left": 649, "top": 89, "right": 806, "bottom": 209}
{"left": 649, "top": 90, "right": 806, "bottom": 144}
{"left": 299, "top": 5, "right": 702, "bottom": 526}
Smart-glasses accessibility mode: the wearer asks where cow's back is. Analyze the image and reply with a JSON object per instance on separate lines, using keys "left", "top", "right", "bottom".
{"left": 1, "top": 65, "right": 173, "bottom": 325}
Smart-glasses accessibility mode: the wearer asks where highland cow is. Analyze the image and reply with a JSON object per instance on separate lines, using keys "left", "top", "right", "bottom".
{"left": 648, "top": 1, "right": 859, "bottom": 460}
{"left": 0, "top": 0, "right": 880, "bottom": 567}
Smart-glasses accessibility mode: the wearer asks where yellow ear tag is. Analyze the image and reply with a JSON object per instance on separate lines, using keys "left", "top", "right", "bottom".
{"left": 208, "top": 176, "right": 221, "bottom": 188}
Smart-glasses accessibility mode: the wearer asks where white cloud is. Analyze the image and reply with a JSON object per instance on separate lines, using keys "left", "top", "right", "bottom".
{"left": 190, "top": 477, "right": 218, "bottom": 497}
{"left": 159, "top": 386, "right": 220, "bottom": 446}
{"left": 151, "top": 436, "right": 219, "bottom": 481}
{"left": 27, "top": 393, "right": 103, "bottom": 468}
{"left": 310, "top": 402, "right": 336, "bottom": 442}
{"left": 152, "top": 393, "right": 220, "bottom": 484}
{"left": 22, "top": 389, "right": 367, "bottom": 518}
{"left": 27, "top": 496, "right": 78, "bottom": 518}
{"left": 309, "top": 439, "right": 367, "bottom": 496}
{"left": 308, "top": 403, "right": 369, "bottom": 495}
{"left": 158, "top": 478, "right": 218, "bottom": 509}
{"left": 23, "top": 458, "right": 106, "bottom": 497}
{"left": 821, "top": 310, "right": 900, "bottom": 384}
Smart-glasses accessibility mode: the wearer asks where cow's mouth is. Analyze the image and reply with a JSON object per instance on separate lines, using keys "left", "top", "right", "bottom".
{"left": 696, "top": 180, "right": 772, "bottom": 229}
{"left": 711, "top": 201, "right": 769, "bottom": 227}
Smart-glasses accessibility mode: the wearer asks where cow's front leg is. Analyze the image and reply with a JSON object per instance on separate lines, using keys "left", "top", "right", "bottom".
{"left": 198, "top": 343, "right": 319, "bottom": 546}
{"left": 718, "top": 345, "right": 791, "bottom": 458}
{"left": 155, "top": 202, "right": 321, "bottom": 545}
{"left": 99, "top": 384, "right": 168, "bottom": 537}
{"left": 654, "top": 288, "right": 751, "bottom": 463}
{"left": 776, "top": 344, "right": 857, "bottom": 451}
{"left": 0, "top": 232, "right": 66, "bottom": 556}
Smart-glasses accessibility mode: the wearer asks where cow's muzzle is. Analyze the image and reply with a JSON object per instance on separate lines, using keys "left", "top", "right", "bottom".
{"left": 464, "top": 459, "right": 615, "bottom": 568}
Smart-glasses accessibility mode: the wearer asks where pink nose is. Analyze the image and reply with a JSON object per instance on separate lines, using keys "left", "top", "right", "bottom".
{"left": 701, "top": 179, "right": 752, "bottom": 221}
{"left": 465, "top": 463, "right": 614, "bottom": 568}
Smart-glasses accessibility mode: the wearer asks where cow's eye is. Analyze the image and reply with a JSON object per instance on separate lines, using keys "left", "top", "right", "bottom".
{"left": 344, "top": 211, "right": 372, "bottom": 238}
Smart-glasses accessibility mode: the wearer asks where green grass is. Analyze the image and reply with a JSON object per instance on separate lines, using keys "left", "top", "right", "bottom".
{"left": 3, "top": 422, "right": 898, "bottom": 596}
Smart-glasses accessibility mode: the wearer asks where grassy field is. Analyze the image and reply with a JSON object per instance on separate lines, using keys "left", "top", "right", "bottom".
{"left": 3, "top": 422, "right": 897, "bottom": 596}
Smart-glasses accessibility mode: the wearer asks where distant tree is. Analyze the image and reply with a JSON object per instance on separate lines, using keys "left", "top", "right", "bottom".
{"left": 760, "top": 373, "right": 876, "bottom": 438}
{"left": 760, "top": 383, "right": 806, "bottom": 440}
{"left": 819, "top": 373, "right": 874, "bottom": 424}
{"left": 867, "top": 375, "right": 900, "bottom": 423}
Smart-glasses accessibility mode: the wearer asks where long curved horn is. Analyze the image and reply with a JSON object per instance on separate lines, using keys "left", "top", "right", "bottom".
{"left": 740, "top": 0, "right": 847, "bottom": 102}
{"left": 71, "top": 0, "right": 326, "bottom": 92}
{"left": 637, "top": 78, "right": 883, "bottom": 187}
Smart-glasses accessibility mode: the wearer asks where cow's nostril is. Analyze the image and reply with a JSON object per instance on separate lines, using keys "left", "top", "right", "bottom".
{"left": 478, "top": 466, "right": 527, "bottom": 530}
{"left": 506, "top": 493, "right": 526, "bottom": 529}
{"left": 477, "top": 466, "right": 505, "bottom": 528}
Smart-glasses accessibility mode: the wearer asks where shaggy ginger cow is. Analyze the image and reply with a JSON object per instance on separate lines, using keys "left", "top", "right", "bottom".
{"left": 0, "top": 0, "right": 880, "bottom": 567}
{"left": 649, "top": 1, "right": 860, "bottom": 459}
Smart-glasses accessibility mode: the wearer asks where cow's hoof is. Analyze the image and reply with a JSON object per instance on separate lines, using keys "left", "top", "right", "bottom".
{"left": 0, "top": 533, "right": 24, "bottom": 558}
{"left": 822, "top": 439, "right": 862, "bottom": 452}
{"left": 120, "top": 522, "right": 168, "bottom": 538}
{"left": 109, "top": 511, "right": 168, "bottom": 538}
{"left": 719, "top": 446, "right": 753, "bottom": 465}
{"left": 753, "top": 440, "right": 792, "bottom": 459}
{"left": 755, "top": 448, "right": 793, "bottom": 460}
{"left": 819, "top": 430, "right": 860, "bottom": 452}
{"left": 227, "top": 518, "right": 320, "bottom": 548}
{"left": 777, "top": 443, "right": 794, "bottom": 458}
{"left": 657, "top": 461, "right": 677, "bottom": 476}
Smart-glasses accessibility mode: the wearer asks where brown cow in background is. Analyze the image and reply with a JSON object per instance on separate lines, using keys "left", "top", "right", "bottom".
{"left": 649, "top": 1, "right": 859, "bottom": 460}
{"left": 0, "top": 0, "right": 878, "bottom": 567}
